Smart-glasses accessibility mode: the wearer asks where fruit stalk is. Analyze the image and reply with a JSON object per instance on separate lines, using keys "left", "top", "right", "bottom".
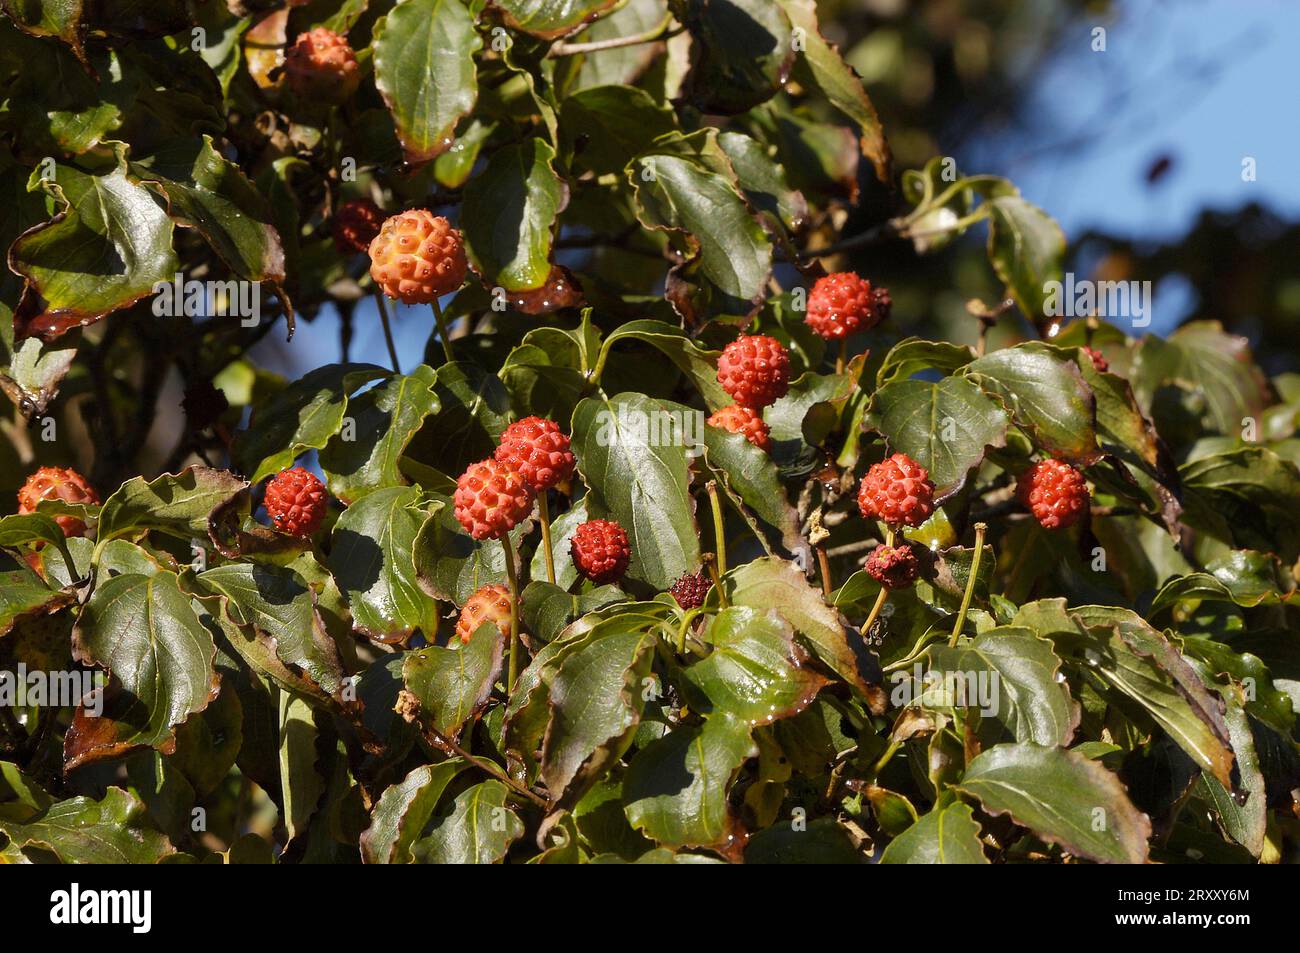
{"left": 431, "top": 295, "right": 455, "bottom": 364}
{"left": 706, "top": 479, "right": 727, "bottom": 576}
{"left": 949, "top": 522, "right": 987, "bottom": 647}
{"left": 537, "top": 491, "right": 557, "bottom": 585}
{"left": 372, "top": 286, "right": 401, "bottom": 375}
{"left": 501, "top": 531, "right": 521, "bottom": 690}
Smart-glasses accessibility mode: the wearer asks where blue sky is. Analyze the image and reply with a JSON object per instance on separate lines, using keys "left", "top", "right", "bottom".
{"left": 974, "top": 0, "right": 1300, "bottom": 239}
{"left": 252, "top": 0, "right": 1300, "bottom": 377}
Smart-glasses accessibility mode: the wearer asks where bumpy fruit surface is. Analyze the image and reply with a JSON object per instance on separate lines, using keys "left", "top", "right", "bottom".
{"left": 284, "top": 28, "right": 360, "bottom": 102}
{"left": 669, "top": 570, "right": 712, "bottom": 610}
{"left": 494, "top": 417, "right": 575, "bottom": 492}
{"left": 717, "top": 334, "right": 790, "bottom": 409}
{"left": 17, "top": 466, "right": 99, "bottom": 537}
{"left": 1018, "top": 459, "right": 1090, "bottom": 529}
{"left": 333, "top": 198, "right": 384, "bottom": 254}
{"left": 570, "top": 519, "right": 630, "bottom": 585}
{"left": 707, "top": 403, "right": 772, "bottom": 452}
{"left": 263, "top": 467, "right": 328, "bottom": 537}
{"left": 369, "top": 210, "right": 468, "bottom": 304}
{"left": 857, "top": 453, "right": 935, "bottom": 527}
{"left": 806, "top": 272, "right": 877, "bottom": 339}
{"left": 507, "top": 266, "right": 585, "bottom": 315}
{"left": 1082, "top": 346, "right": 1109, "bottom": 373}
{"left": 864, "top": 544, "right": 920, "bottom": 590}
{"left": 455, "top": 584, "right": 512, "bottom": 644}
{"left": 453, "top": 458, "right": 534, "bottom": 540}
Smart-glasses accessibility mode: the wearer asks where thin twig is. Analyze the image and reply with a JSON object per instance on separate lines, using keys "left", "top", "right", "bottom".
{"left": 548, "top": 23, "right": 682, "bottom": 58}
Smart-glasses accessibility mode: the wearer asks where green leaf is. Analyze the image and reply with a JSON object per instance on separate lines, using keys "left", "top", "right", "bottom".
{"left": 96, "top": 466, "right": 247, "bottom": 546}
{"left": 402, "top": 622, "right": 506, "bottom": 740}
{"left": 319, "top": 364, "right": 440, "bottom": 504}
{"left": 559, "top": 85, "right": 677, "bottom": 176}
{"left": 985, "top": 195, "right": 1066, "bottom": 323}
{"left": 571, "top": 392, "right": 700, "bottom": 590}
{"left": 520, "top": 580, "right": 627, "bottom": 645}
{"left": 0, "top": 334, "right": 79, "bottom": 418}
{"left": 964, "top": 342, "right": 1101, "bottom": 465}
{"left": 879, "top": 801, "right": 989, "bottom": 864}
{"left": 928, "top": 626, "right": 1076, "bottom": 746}
{"left": 875, "top": 338, "right": 974, "bottom": 388}
{"left": 0, "top": 787, "right": 175, "bottom": 863}
{"left": 233, "top": 363, "right": 387, "bottom": 484}
{"left": 1180, "top": 447, "right": 1300, "bottom": 562}
{"left": 597, "top": 320, "right": 729, "bottom": 410}
{"left": 866, "top": 375, "right": 1009, "bottom": 497}
{"left": 629, "top": 130, "right": 773, "bottom": 320}
{"left": 0, "top": 571, "right": 71, "bottom": 637}
{"left": 682, "top": 0, "right": 793, "bottom": 114}
{"left": 360, "top": 759, "right": 470, "bottom": 864}
{"left": 540, "top": 622, "right": 658, "bottom": 805}
{"left": 11, "top": 144, "right": 178, "bottom": 335}
{"left": 682, "top": 606, "right": 826, "bottom": 725}
{"left": 1, "top": 0, "right": 87, "bottom": 59}
{"left": 0, "top": 43, "right": 135, "bottom": 156}
{"left": 462, "top": 138, "right": 567, "bottom": 292}
{"left": 329, "top": 486, "right": 437, "bottom": 642}
{"left": 412, "top": 779, "right": 524, "bottom": 863}
{"left": 491, "top": 0, "right": 622, "bottom": 39}
{"left": 744, "top": 817, "right": 866, "bottom": 863}
{"left": 276, "top": 692, "right": 322, "bottom": 845}
{"left": 956, "top": 744, "right": 1150, "bottom": 864}
{"left": 777, "top": 0, "right": 890, "bottom": 182}
{"left": 372, "top": 0, "right": 481, "bottom": 165}
{"left": 1195, "top": 703, "right": 1267, "bottom": 857}
{"left": 528, "top": 496, "right": 588, "bottom": 592}
{"left": 197, "top": 562, "right": 345, "bottom": 698}
{"left": 702, "top": 421, "right": 805, "bottom": 558}
{"left": 623, "top": 714, "right": 754, "bottom": 853}
{"left": 67, "top": 571, "right": 219, "bottom": 767}
{"left": 724, "top": 557, "right": 879, "bottom": 706}
{"left": 716, "top": 131, "right": 807, "bottom": 233}
{"left": 413, "top": 500, "right": 522, "bottom": 606}
{"left": 1133, "top": 321, "right": 1268, "bottom": 436}
{"left": 406, "top": 361, "right": 510, "bottom": 479}
{"left": 1021, "top": 601, "right": 1236, "bottom": 786}
{"left": 132, "top": 135, "right": 287, "bottom": 288}
{"left": 567, "top": 0, "right": 670, "bottom": 89}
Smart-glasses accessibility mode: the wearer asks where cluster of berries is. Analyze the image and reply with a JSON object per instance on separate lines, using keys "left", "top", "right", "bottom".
{"left": 852, "top": 450, "right": 1091, "bottom": 591}
{"left": 451, "top": 417, "right": 631, "bottom": 642}
{"left": 707, "top": 334, "right": 791, "bottom": 453}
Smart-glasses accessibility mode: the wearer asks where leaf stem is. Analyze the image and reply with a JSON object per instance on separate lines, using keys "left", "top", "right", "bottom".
{"left": 431, "top": 295, "right": 455, "bottom": 365}
{"left": 501, "top": 532, "right": 521, "bottom": 690}
{"left": 418, "top": 717, "right": 548, "bottom": 808}
{"left": 706, "top": 480, "right": 727, "bottom": 577}
{"left": 836, "top": 337, "right": 847, "bottom": 375}
{"left": 537, "top": 492, "right": 556, "bottom": 585}
{"left": 373, "top": 287, "right": 402, "bottom": 375}
{"left": 949, "top": 522, "right": 987, "bottom": 647}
